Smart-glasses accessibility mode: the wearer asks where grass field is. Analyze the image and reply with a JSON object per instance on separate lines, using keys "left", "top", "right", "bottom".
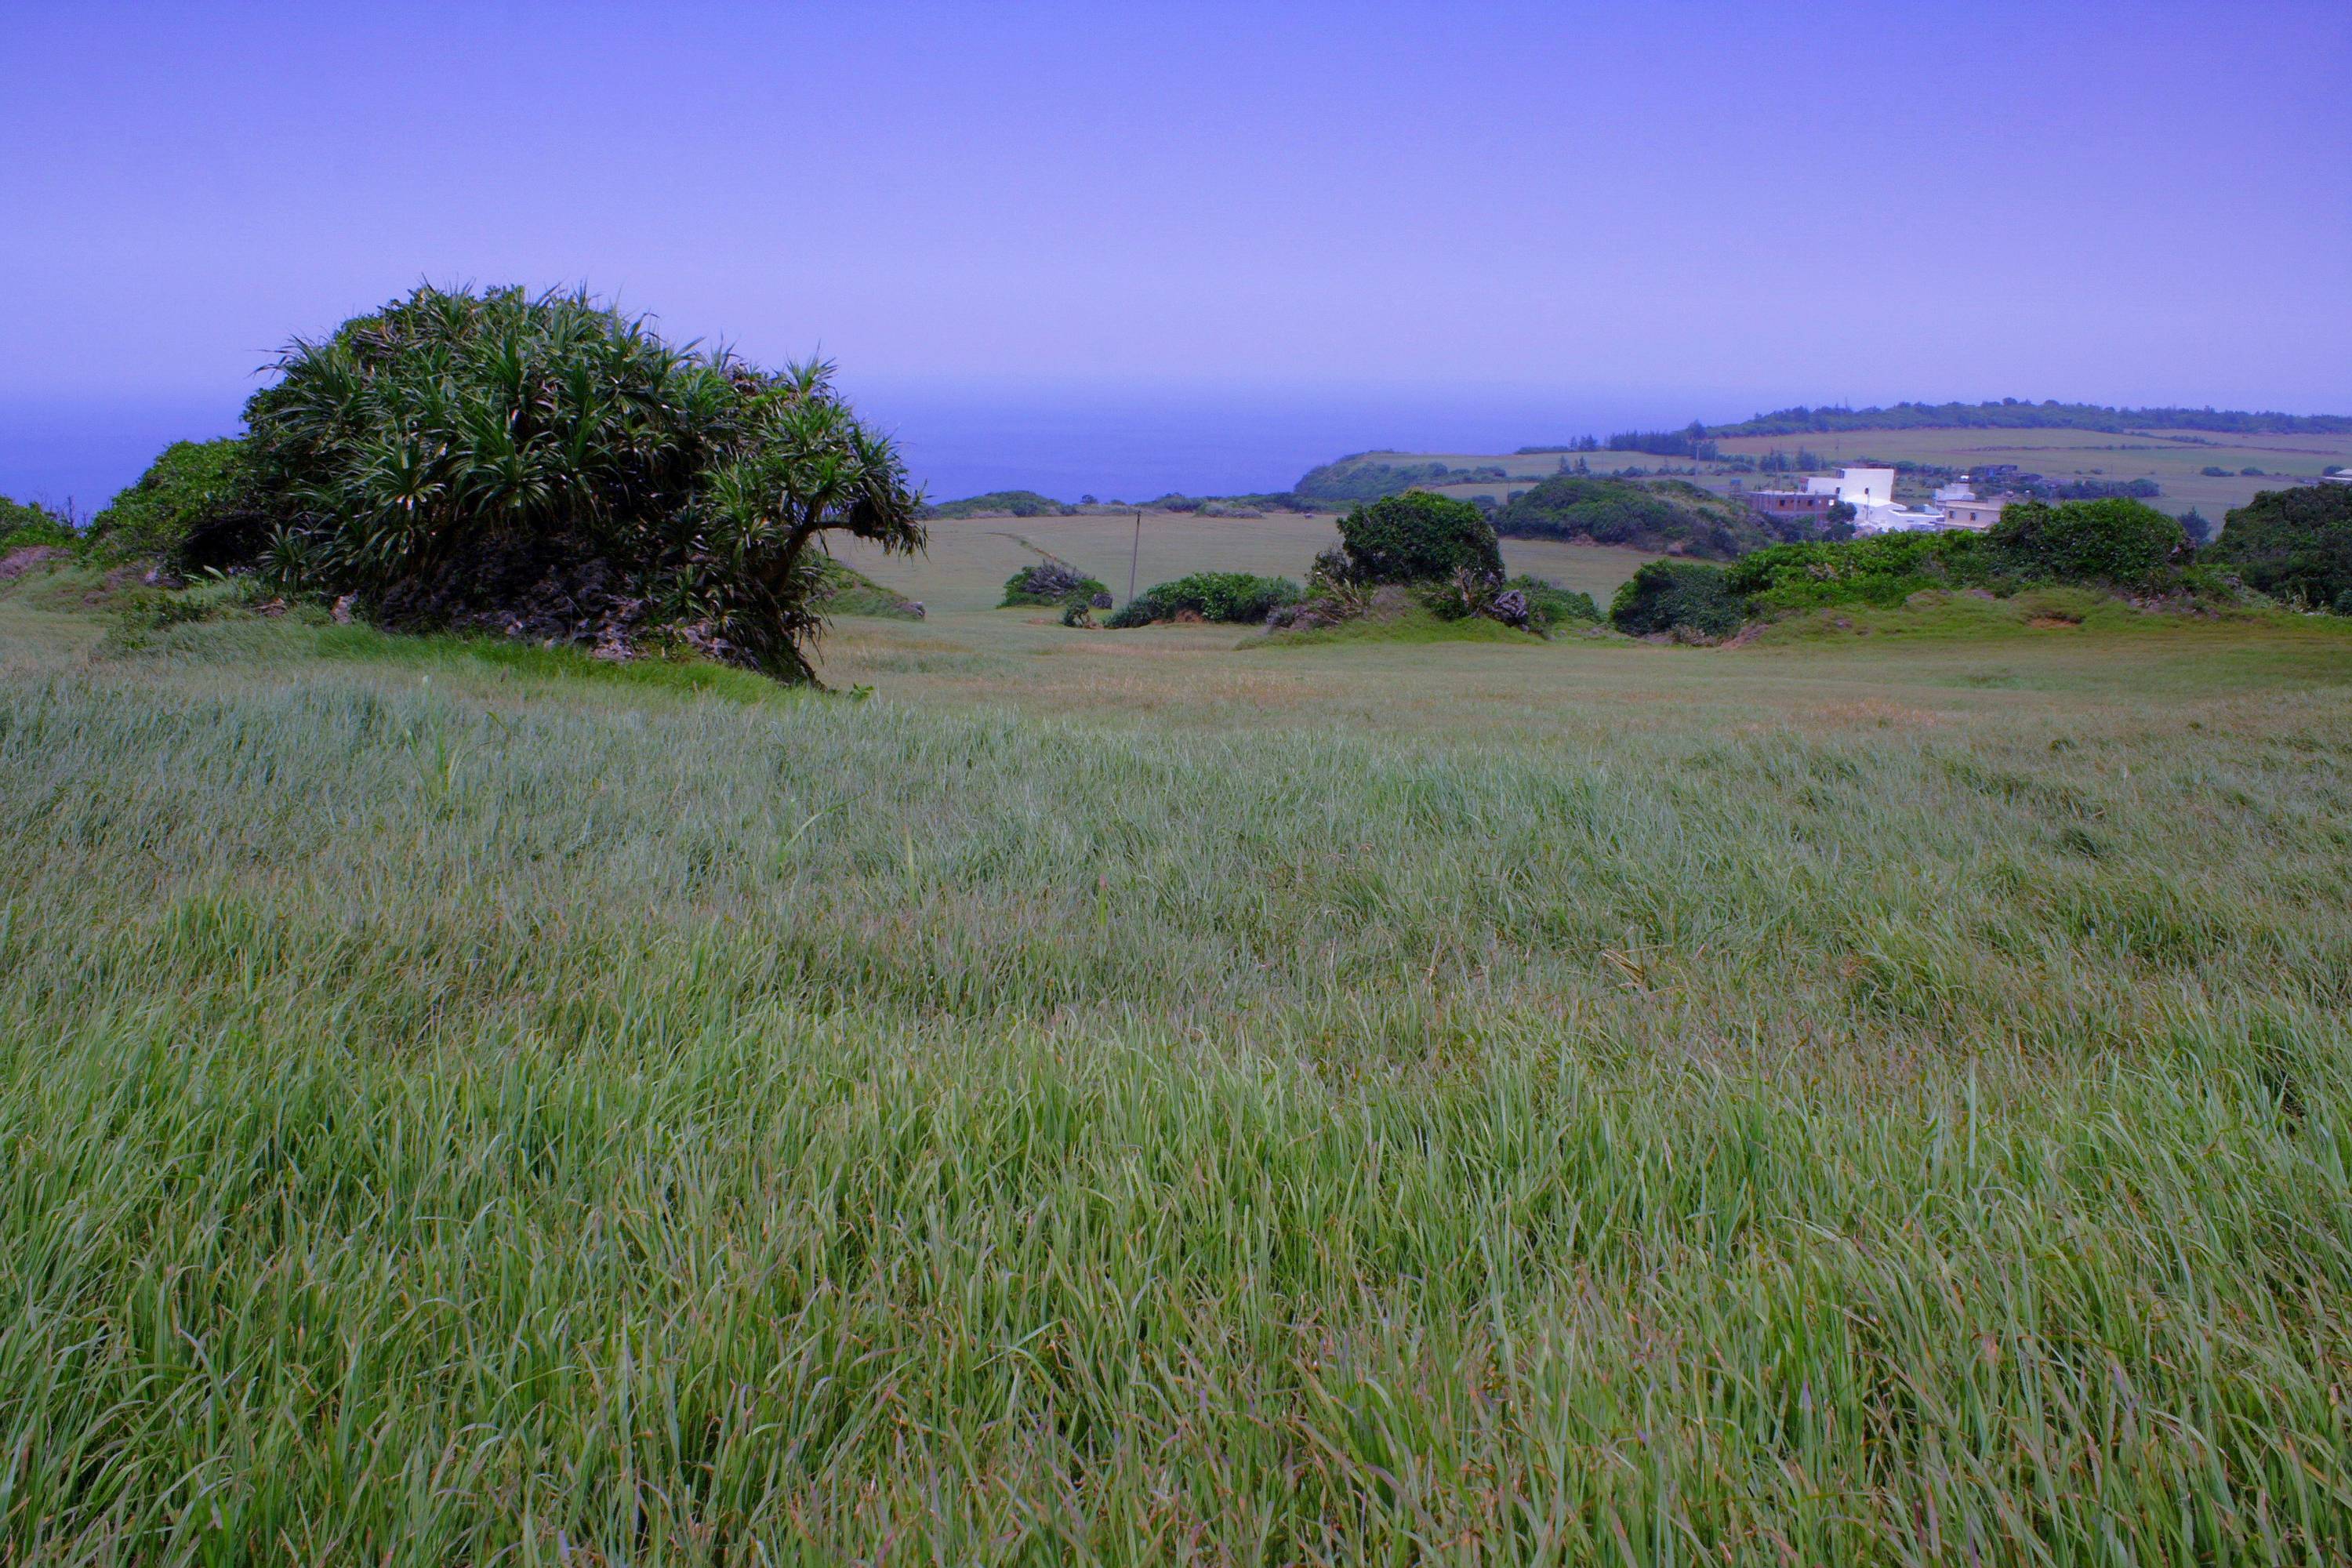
{"left": 5, "top": 552, "right": 2352, "bottom": 1563}
{"left": 835, "top": 510, "right": 1662, "bottom": 617}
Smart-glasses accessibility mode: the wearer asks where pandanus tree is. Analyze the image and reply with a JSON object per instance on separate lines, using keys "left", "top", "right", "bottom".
{"left": 234, "top": 284, "right": 922, "bottom": 680}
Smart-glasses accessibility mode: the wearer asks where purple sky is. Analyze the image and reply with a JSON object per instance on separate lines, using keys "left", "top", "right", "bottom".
{"left": 5, "top": 1, "right": 2348, "bottom": 503}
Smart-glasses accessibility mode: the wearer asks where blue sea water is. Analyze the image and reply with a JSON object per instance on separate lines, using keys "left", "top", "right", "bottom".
{"left": 851, "top": 383, "right": 1725, "bottom": 504}
{"left": 0, "top": 384, "right": 1736, "bottom": 516}
{"left": 0, "top": 396, "right": 252, "bottom": 520}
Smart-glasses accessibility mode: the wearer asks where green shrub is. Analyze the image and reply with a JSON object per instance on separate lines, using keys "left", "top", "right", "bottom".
{"left": 1504, "top": 574, "right": 1599, "bottom": 632}
{"left": 226, "top": 285, "right": 921, "bottom": 681}
{"left": 1726, "top": 499, "right": 2188, "bottom": 621}
{"left": 1986, "top": 498, "right": 2185, "bottom": 588}
{"left": 1107, "top": 572, "right": 1301, "bottom": 627}
{"left": 1320, "top": 492, "right": 1502, "bottom": 586}
{"left": 2207, "top": 485, "right": 2352, "bottom": 609}
{"left": 1609, "top": 560, "right": 1748, "bottom": 639}
{"left": 82, "top": 439, "right": 260, "bottom": 568}
{"left": 0, "top": 495, "right": 75, "bottom": 552}
{"left": 1726, "top": 531, "right": 1991, "bottom": 611}
{"left": 1001, "top": 563, "right": 1109, "bottom": 608}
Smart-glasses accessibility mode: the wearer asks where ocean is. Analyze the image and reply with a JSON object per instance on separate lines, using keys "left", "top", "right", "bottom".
{"left": 1, "top": 384, "right": 1737, "bottom": 516}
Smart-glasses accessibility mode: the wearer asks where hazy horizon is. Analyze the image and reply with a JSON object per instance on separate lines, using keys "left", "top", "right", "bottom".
{"left": 5, "top": 0, "right": 2347, "bottom": 507}
{"left": 0, "top": 382, "right": 1774, "bottom": 514}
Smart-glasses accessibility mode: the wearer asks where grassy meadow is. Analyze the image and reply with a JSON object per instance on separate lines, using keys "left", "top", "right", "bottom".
{"left": 5, "top": 544, "right": 2352, "bottom": 1563}
{"left": 836, "top": 510, "right": 1661, "bottom": 612}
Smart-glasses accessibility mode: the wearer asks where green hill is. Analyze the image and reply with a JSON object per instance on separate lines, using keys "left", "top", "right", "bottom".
{"left": 1490, "top": 475, "right": 1772, "bottom": 559}
{"left": 1294, "top": 454, "right": 1508, "bottom": 503}
{"left": 922, "top": 490, "right": 1075, "bottom": 520}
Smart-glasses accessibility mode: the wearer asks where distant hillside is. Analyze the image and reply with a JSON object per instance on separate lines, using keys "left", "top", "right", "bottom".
{"left": 1294, "top": 454, "right": 1508, "bottom": 503}
{"left": 1708, "top": 401, "right": 2352, "bottom": 438}
{"left": 1490, "top": 476, "right": 1772, "bottom": 560}
{"left": 922, "top": 490, "right": 1076, "bottom": 520}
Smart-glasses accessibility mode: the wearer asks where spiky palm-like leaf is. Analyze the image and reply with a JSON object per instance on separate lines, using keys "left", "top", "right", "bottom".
{"left": 235, "top": 285, "right": 922, "bottom": 679}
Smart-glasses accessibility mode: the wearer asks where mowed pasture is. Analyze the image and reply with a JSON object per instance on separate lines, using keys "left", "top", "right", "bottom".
{"left": 5, "top": 550, "right": 2352, "bottom": 1563}
{"left": 834, "top": 509, "right": 1661, "bottom": 616}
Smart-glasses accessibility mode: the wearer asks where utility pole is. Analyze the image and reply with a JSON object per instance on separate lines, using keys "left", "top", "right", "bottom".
{"left": 1127, "top": 510, "right": 1141, "bottom": 603}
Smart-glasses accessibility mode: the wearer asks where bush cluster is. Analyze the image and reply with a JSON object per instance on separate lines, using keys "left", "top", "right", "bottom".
{"left": 82, "top": 439, "right": 258, "bottom": 567}
{"left": 1257, "top": 492, "right": 1558, "bottom": 637}
{"left": 1000, "top": 562, "right": 1110, "bottom": 608}
{"left": 1504, "top": 574, "right": 1601, "bottom": 632}
{"left": 1726, "top": 531, "right": 1987, "bottom": 611}
{"left": 1720, "top": 499, "right": 2191, "bottom": 622}
{"left": 122, "top": 285, "right": 922, "bottom": 681}
{"left": 1107, "top": 572, "right": 1301, "bottom": 627}
{"left": 1609, "top": 561, "right": 1749, "bottom": 639}
{"left": 1618, "top": 497, "right": 2226, "bottom": 638}
{"left": 1315, "top": 492, "right": 1503, "bottom": 587}
{"left": 2206, "top": 485, "right": 2352, "bottom": 611}
{"left": 1988, "top": 498, "right": 2183, "bottom": 583}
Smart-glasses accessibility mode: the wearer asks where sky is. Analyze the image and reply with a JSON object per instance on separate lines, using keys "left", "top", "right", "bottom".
{"left": 4, "top": 0, "right": 2347, "bottom": 505}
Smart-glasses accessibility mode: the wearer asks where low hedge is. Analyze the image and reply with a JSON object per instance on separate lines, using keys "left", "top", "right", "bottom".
{"left": 1726, "top": 531, "right": 1991, "bottom": 611}
{"left": 1108, "top": 572, "right": 1301, "bottom": 627}
{"left": 1506, "top": 575, "right": 1601, "bottom": 631}
{"left": 1726, "top": 499, "right": 2191, "bottom": 617}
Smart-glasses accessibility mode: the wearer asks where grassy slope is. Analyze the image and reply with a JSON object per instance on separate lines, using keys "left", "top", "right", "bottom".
{"left": 5, "top": 564, "right": 2352, "bottom": 1563}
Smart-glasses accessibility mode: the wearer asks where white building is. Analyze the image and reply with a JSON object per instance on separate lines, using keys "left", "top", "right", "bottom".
{"left": 1804, "top": 467, "right": 1896, "bottom": 509}
{"left": 1861, "top": 506, "right": 1952, "bottom": 533}
{"left": 1933, "top": 479, "right": 2011, "bottom": 531}
{"left": 1802, "top": 466, "right": 1946, "bottom": 532}
{"left": 1940, "top": 495, "right": 2011, "bottom": 531}
{"left": 2323, "top": 467, "right": 2352, "bottom": 486}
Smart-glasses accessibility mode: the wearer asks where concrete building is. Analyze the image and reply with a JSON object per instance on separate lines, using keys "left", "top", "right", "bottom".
{"left": 1940, "top": 495, "right": 2011, "bottom": 531}
{"left": 1804, "top": 467, "right": 1896, "bottom": 509}
{"left": 1752, "top": 466, "right": 2027, "bottom": 533}
{"left": 1861, "top": 505, "right": 1953, "bottom": 533}
{"left": 1797, "top": 466, "right": 1947, "bottom": 532}
{"left": 2323, "top": 467, "right": 2352, "bottom": 486}
{"left": 1745, "top": 488, "right": 1838, "bottom": 523}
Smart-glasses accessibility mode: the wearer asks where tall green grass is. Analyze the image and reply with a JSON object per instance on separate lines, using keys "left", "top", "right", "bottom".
{"left": 2, "top": 592, "right": 2350, "bottom": 1562}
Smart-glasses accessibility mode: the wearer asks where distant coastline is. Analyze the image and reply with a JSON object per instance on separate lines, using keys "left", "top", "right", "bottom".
{"left": 9, "top": 390, "right": 2348, "bottom": 518}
